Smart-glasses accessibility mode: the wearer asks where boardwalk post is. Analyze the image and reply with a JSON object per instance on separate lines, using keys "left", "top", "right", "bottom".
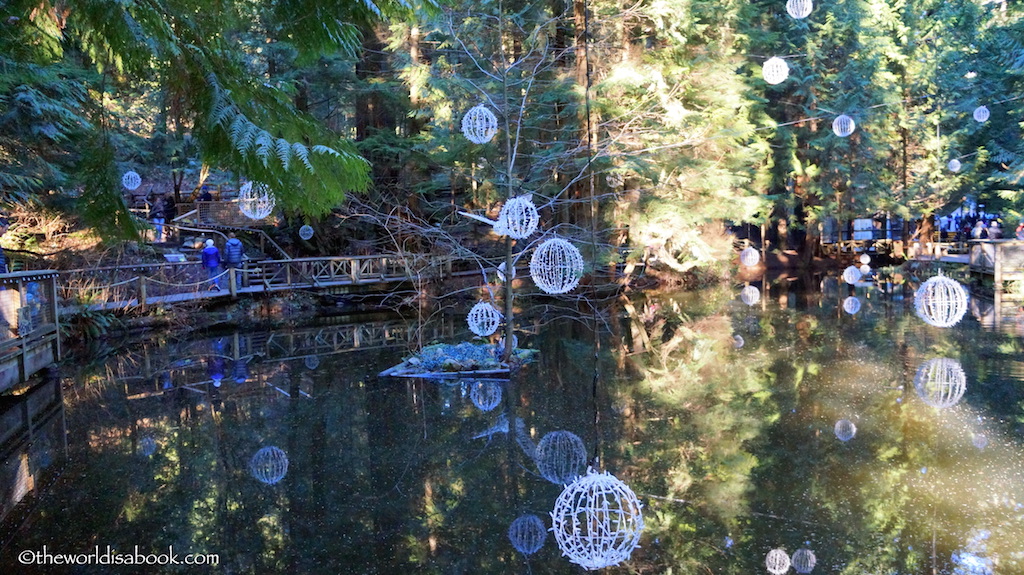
{"left": 138, "top": 276, "right": 148, "bottom": 310}
{"left": 229, "top": 268, "right": 237, "bottom": 297}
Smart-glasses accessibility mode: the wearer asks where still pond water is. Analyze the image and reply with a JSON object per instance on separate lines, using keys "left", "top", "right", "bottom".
{"left": 3, "top": 275, "right": 1024, "bottom": 574}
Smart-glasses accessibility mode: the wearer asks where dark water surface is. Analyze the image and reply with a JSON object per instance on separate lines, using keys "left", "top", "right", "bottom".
{"left": 2, "top": 277, "right": 1024, "bottom": 573}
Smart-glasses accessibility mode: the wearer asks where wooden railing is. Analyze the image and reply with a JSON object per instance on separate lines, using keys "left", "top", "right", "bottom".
{"left": 0, "top": 271, "right": 61, "bottom": 393}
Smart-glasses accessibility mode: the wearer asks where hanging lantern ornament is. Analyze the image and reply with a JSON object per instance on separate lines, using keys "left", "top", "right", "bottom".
{"left": 843, "top": 296, "right": 861, "bottom": 315}
{"left": 914, "top": 358, "right": 967, "bottom": 409}
{"left": 467, "top": 301, "right": 502, "bottom": 337}
{"left": 740, "top": 285, "right": 761, "bottom": 306}
{"left": 766, "top": 549, "right": 792, "bottom": 575}
{"left": 859, "top": 264, "right": 871, "bottom": 275}
{"left": 786, "top": 0, "right": 813, "bottom": 19}
{"left": 249, "top": 446, "right": 289, "bottom": 485}
{"left": 550, "top": 468, "right": 645, "bottom": 570}
{"left": 461, "top": 104, "right": 499, "bottom": 144}
{"left": 859, "top": 253, "right": 871, "bottom": 265}
{"left": 530, "top": 237, "right": 585, "bottom": 295}
{"left": 238, "top": 181, "right": 276, "bottom": 220}
{"left": 914, "top": 274, "right": 968, "bottom": 328}
{"left": 304, "top": 355, "right": 320, "bottom": 370}
{"left": 762, "top": 57, "right": 790, "bottom": 85}
{"left": 842, "top": 265, "right": 862, "bottom": 285}
{"left": 740, "top": 246, "right": 761, "bottom": 267}
{"left": 470, "top": 380, "right": 503, "bottom": 412}
{"left": 122, "top": 171, "right": 142, "bottom": 191}
{"left": 493, "top": 195, "right": 539, "bottom": 239}
{"left": 948, "top": 159, "right": 962, "bottom": 173}
{"left": 834, "top": 419, "right": 857, "bottom": 442}
{"left": 535, "top": 430, "right": 587, "bottom": 485}
{"left": 832, "top": 114, "right": 856, "bottom": 138}
{"left": 792, "top": 548, "right": 817, "bottom": 574}
{"left": 508, "top": 514, "right": 547, "bottom": 555}
{"left": 973, "top": 105, "right": 990, "bottom": 123}
{"left": 299, "top": 224, "right": 314, "bottom": 240}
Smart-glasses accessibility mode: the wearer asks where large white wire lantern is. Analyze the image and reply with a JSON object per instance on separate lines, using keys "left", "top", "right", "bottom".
{"left": 948, "top": 159, "right": 962, "bottom": 173}
{"left": 842, "top": 265, "right": 862, "bottom": 285}
{"left": 238, "top": 181, "right": 276, "bottom": 220}
{"left": 493, "top": 195, "right": 539, "bottom": 239}
{"left": 843, "top": 296, "right": 861, "bottom": 315}
{"left": 792, "top": 548, "right": 817, "bottom": 574}
{"left": 914, "top": 274, "right": 968, "bottom": 328}
{"left": 508, "top": 514, "right": 547, "bottom": 555}
{"left": 914, "top": 358, "right": 967, "bottom": 409}
{"left": 535, "top": 430, "right": 587, "bottom": 485}
{"left": 249, "top": 446, "right": 289, "bottom": 485}
{"left": 461, "top": 104, "right": 499, "bottom": 144}
{"left": 740, "top": 246, "right": 760, "bottom": 267}
{"left": 304, "top": 355, "right": 320, "bottom": 370}
{"left": 550, "top": 468, "right": 645, "bottom": 571}
{"left": 834, "top": 419, "right": 857, "bottom": 442}
{"left": 470, "top": 380, "right": 502, "bottom": 412}
{"left": 973, "top": 105, "right": 990, "bottom": 123}
{"left": 766, "top": 548, "right": 791, "bottom": 575}
{"left": 467, "top": 301, "right": 502, "bottom": 337}
{"left": 122, "top": 171, "right": 142, "bottom": 191}
{"left": 740, "top": 285, "right": 761, "bottom": 306}
{"left": 859, "top": 253, "right": 871, "bottom": 265}
{"left": 762, "top": 57, "right": 790, "bottom": 85}
{"left": 530, "top": 238, "right": 585, "bottom": 295}
{"left": 786, "top": 0, "right": 813, "bottom": 19}
{"left": 832, "top": 114, "right": 856, "bottom": 138}
{"left": 299, "top": 224, "right": 314, "bottom": 240}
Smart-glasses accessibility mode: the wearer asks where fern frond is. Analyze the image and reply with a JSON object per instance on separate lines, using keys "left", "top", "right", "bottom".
{"left": 276, "top": 138, "right": 292, "bottom": 170}
{"left": 312, "top": 144, "right": 341, "bottom": 157}
{"left": 292, "top": 142, "right": 314, "bottom": 171}
{"left": 255, "top": 132, "right": 274, "bottom": 165}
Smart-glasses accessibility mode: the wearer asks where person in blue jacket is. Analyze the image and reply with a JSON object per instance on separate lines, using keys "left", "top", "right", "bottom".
{"left": 201, "top": 239, "right": 222, "bottom": 290}
{"left": 223, "top": 232, "right": 245, "bottom": 288}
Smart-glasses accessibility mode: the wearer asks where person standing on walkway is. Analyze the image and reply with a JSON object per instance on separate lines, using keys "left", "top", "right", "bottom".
{"left": 223, "top": 232, "right": 244, "bottom": 289}
{"left": 150, "top": 194, "right": 166, "bottom": 242}
{"left": 201, "top": 239, "right": 222, "bottom": 291}
{"left": 162, "top": 193, "right": 177, "bottom": 242}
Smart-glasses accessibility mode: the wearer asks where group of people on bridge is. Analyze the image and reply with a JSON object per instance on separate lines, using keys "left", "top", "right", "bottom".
{"left": 200, "top": 232, "right": 245, "bottom": 291}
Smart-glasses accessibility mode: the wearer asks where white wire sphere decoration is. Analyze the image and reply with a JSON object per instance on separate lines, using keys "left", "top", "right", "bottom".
{"left": 914, "top": 275, "right": 968, "bottom": 328}
{"left": 740, "top": 246, "right": 761, "bottom": 267}
{"left": 843, "top": 296, "right": 861, "bottom": 315}
{"left": 786, "top": 0, "right": 813, "bottom": 19}
{"left": 530, "top": 238, "right": 585, "bottom": 295}
{"left": 470, "top": 380, "right": 503, "bottom": 412}
{"left": 508, "top": 514, "right": 547, "bottom": 555}
{"left": 550, "top": 468, "right": 645, "bottom": 571}
{"left": 766, "top": 548, "right": 792, "bottom": 575}
{"left": 859, "top": 264, "right": 871, "bottom": 275}
{"left": 948, "top": 159, "right": 962, "bottom": 173}
{"left": 238, "top": 181, "right": 277, "bottom": 220}
{"left": 842, "top": 265, "right": 862, "bottom": 285}
{"left": 467, "top": 301, "right": 502, "bottom": 337}
{"left": 249, "top": 446, "right": 289, "bottom": 485}
{"left": 740, "top": 285, "right": 761, "bottom": 306}
{"left": 493, "top": 195, "right": 539, "bottom": 239}
{"left": 859, "top": 253, "right": 871, "bottom": 265}
{"left": 973, "top": 105, "right": 990, "bottom": 123}
{"left": 304, "top": 355, "right": 320, "bottom": 370}
{"left": 299, "top": 224, "right": 314, "bottom": 240}
{"left": 535, "top": 430, "right": 587, "bottom": 485}
{"left": 792, "top": 548, "right": 817, "bottom": 574}
{"left": 832, "top": 114, "right": 856, "bottom": 138}
{"left": 834, "top": 419, "right": 857, "bottom": 442}
{"left": 914, "top": 358, "right": 967, "bottom": 409}
{"left": 461, "top": 104, "right": 499, "bottom": 144}
{"left": 122, "top": 170, "right": 142, "bottom": 191}
{"left": 762, "top": 57, "right": 790, "bottom": 85}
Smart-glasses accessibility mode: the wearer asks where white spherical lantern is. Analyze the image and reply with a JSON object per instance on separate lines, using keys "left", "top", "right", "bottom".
{"left": 843, "top": 296, "right": 861, "bottom": 315}
{"left": 914, "top": 274, "right": 968, "bottom": 328}
{"left": 792, "top": 548, "right": 817, "bottom": 574}
{"left": 249, "top": 446, "right": 289, "bottom": 485}
{"left": 786, "top": 0, "right": 813, "bottom": 19}
{"left": 122, "top": 171, "right": 142, "bottom": 191}
{"left": 238, "top": 181, "right": 276, "bottom": 220}
{"left": 535, "top": 430, "right": 587, "bottom": 485}
{"left": 842, "top": 265, "right": 862, "bottom": 285}
{"left": 508, "top": 514, "right": 547, "bottom": 555}
{"left": 530, "top": 238, "right": 585, "bottom": 295}
{"left": 733, "top": 334, "right": 745, "bottom": 349}
{"left": 766, "top": 548, "right": 792, "bottom": 575}
{"left": 859, "top": 264, "right": 871, "bottom": 275}
{"left": 470, "top": 380, "right": 502, "bottom": 412}
{"left": 914, "top": 358, "right": 967, "bottom": 409}
{"left": 948, "top": 159, "right": 962, "bottom": 173}
{"left": 462, "top": 104, "right": 499, "bottom": 144}
{"left": 467, "top": 301, "right": 502, "bottom": 337}
{"left": 859, "top": 253, "right": 871, "bottom": 265}
{"left": 550, "top": 468, "right": 645, "bottom": 570}
{"left": 762, "top": 57, "right": 790, "bottom": 85}
{"left": 973, "top": 105, "right": 990, "bottom": 123}
{"left": 835, "top": 419, "right": 857, "bottom": 442}
{"left": 740, "top": 285, "right": 761, "bottom": 306}
{"left": 494, "top": 195, "right": 539, "bottom": 239}
{"left": 832, "top": 114, "right": 856, "bottom": 138}
{"left": 740, "top": 246, "right": 761, "bottom": 267}
{"left": 299, "top": 224, "right": 314, "bottom": 240}
{"left": 304, "top": 355, "right": 320, "bottom": 370}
